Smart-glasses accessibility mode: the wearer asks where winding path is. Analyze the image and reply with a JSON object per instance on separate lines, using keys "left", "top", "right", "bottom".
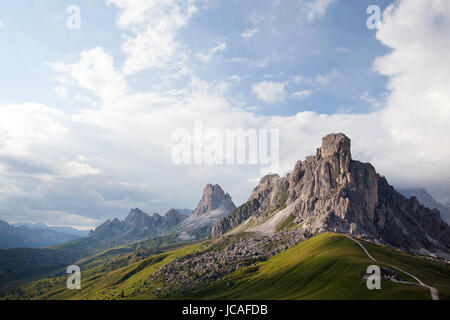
{"left": 344, "top": 235, "right": 439, "bottom": 300}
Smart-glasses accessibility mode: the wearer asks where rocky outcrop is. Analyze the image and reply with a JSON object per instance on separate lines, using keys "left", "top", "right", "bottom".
{"left": 212, "top": 133, "right": 450, "bottom": 257}
{"left": 152, "top": 229, "right": 309, "bottom": 296}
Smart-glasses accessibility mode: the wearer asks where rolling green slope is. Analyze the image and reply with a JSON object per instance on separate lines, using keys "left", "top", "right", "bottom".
{"left": 3, "top": 233, "right": 449, "bottom": 300}
{"left": 182, "top": 233, "right": 449, "bottom": 300}
{"left": 362, "top": 240, "right": 450, "bottom": 300}
{"left": 0, "top": 233, "right": 193, "bottom": 297}
{"left": 2, "top": 240, "right": 205, "bottom": 300}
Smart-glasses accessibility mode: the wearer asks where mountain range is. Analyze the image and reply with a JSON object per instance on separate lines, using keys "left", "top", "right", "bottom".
{"left": 13, "top": 222, "right": 89, "bottom": 238}
{"left": 0, "top": 220, "right": 83, "bottom": 249}
{"left": 89, "top": 184, "right": 236, "bottom": 244}
{"left": 0, "top": 133, "right": 449, "bottom": 300}
{"left": 88, "top": 208, "right": 187, "bottom": 244}
{"left": 0, "top": 183, "right": 236, "bottom": 289}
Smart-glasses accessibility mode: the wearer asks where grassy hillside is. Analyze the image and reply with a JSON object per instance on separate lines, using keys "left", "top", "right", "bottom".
{"left": 3, "top": 233, "right": 449, "bottom": 300}
{"left": 1, "top": 239, "right": 205, "bottom": 300}
{"left": 362, "top": 240, "right": 450, "bottom": 300}
{"left": 0, "top": 233, "right": 190, "bottom": 296}
{"left": 181, "top": 233, "right": 449, "bottom": 300}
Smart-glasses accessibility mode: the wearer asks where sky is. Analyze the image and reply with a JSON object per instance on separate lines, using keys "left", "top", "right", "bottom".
{"left": 0, "top": 0, "right": 449, "bottom": 229}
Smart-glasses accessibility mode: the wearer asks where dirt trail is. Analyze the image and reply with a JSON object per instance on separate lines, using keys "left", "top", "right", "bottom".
{"left": 344, "top": 234, "right": 439, "bottom": 300}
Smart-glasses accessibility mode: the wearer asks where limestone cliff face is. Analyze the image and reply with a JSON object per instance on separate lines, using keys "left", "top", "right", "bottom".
{"left": 212, "top": 133, "right": 450, "bottom": 256}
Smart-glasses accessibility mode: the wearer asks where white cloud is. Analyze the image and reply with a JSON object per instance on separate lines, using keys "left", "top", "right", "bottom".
{"left": 107, "top": 0, "right": 199, "bottom": 75}
{"left": 74, "top": 94, "right": 97, "bottom": 106}
{"left": 358, "top": 91, "right": 386, "bottom": 109}
{"left": 335, "top": 47, "right": 350, "bottom": 53}
{"left": 293, "top": 69, "right": 339, "bottom": 87}
{"left": 229, "top": 75, "right": 241, "bottom": 83}
{"left": 227, "top": 56, "right": 274, "bottom": 68}
{"left": 54, "top": 86, "right": 68, "bottom": 99}
{"left": 372, "top": 0, "right": 450, "bottom": 202}
{"left": 300, "top": 0, "right": 336, "bottom": 22}
{"left": 252, "top": 81, "right": 287, "bottom": 103}
{"left": 249, "top": 12, "right": 265, "bottom": 25}
{"left": 292, "top": 90, "right": 313, "bottom": 100}
{"left": 197, "top": 42, "right": 227, "bottom": 63}
{"left": 0, "top": 103, "right": 67, "bottom": 158}
{"left": 336, "top": 105, "right": 356, "bottom": 114}
{"left": 250, "top": 56, "right": 273, "bottom": 68}
{"left": 59, "top": 158, "right": 101, "bottom": 178}
{"left": 49, "top": 47, "right": 128, "bottom": 106}
{"left": 29, "top": 211, "right": 101, "bottom": 230}
{"left": 241, "top": 28, "right": 258, "bottom": 41}
{"left": 292, "top": 75, "right": 304, "bottom": 84}
{"left": 314, "top": 69, "right": 340, "bottom": 86}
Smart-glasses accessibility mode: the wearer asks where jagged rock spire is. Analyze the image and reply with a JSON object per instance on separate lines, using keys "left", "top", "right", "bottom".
{"left": 192, "top": 184, "right": 236, "bottom": 216}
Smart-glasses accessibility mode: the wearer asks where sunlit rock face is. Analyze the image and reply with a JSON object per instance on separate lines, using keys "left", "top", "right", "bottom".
{"left": 212, "top": 133, "right": 450, "bottom": 258}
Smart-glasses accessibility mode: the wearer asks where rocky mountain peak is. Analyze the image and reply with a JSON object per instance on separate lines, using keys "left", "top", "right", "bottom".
{"left": 319, "top": 133, "right": 351, "bottom": 159}
{"left": 124, "top": 208, "right": 151, "bottom": 228}
{"left": 212, "top": 133, "right": 450, "bottom": 258}
{"left": 192, "top": 184, "right": 236, "bottom": 216}
{"left": 314, "top": 133, "right": 352, "bottom": 177}
{"left": 125, "top": 208, "right": 147, "bottom": 220}
{"left": 174, "top": 184, "right": 237, "bottom": 240}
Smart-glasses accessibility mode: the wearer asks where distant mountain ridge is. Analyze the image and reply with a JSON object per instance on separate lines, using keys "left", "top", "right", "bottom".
{"left": 13, "top": 222, "right": 89, "bottom": 237}
{"left": 212, "top": 133, "right": 450, "bottom": 258}
{"left": 399, "top": 189, "right": 450, "bottom": 224}
{"left": 89, "top": 184, "right": 236, "bottom": 243}
{"left": 0, "top": 220, "right": 82, "bottom": 249}
{"left": 89, "top": 208, "right": 187, "bottom": 243}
